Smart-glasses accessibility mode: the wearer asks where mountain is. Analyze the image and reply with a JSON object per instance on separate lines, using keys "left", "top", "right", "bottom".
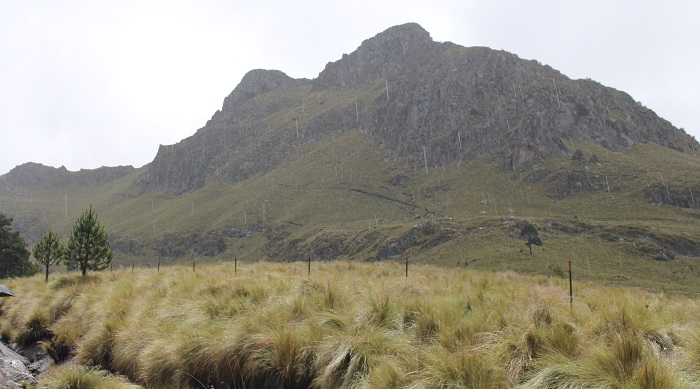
{"left": 138, "top": 23, "right": 695, "bottom": 194}
{"left": 2, "top": 23, "right": 700, "bottom": 292}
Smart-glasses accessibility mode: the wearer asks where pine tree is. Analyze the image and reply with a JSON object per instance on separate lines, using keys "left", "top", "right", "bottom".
{"left": 65, "top": 206, "right": 113, "bottom": 277}
{"left": 0, "top": 212, "right": 31, "bottom": 278}
{"left": 33, "top": 229, "right": 64, "bottom": 283}
{"left": 519, "top": 221, "right": 543, "bottom": 257}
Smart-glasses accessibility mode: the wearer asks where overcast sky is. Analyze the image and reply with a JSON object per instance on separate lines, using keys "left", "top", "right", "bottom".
{"left": 1, "top": 0, "right": 698, "bottom": 175}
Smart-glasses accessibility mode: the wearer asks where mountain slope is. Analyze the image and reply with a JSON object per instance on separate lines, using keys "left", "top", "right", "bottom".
{"left": 1, "top": 23, "right": 699, "bottom": 292}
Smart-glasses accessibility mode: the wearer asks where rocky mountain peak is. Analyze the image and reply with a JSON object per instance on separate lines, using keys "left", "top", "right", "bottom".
{"left": 222, "top": 69, "right": 298, "bottom": 111}
{"left": 356, "top": 22, "right": 433, "bottom": 57}
{"left": 313, "top": 22, "right": 436, "bottom": 90}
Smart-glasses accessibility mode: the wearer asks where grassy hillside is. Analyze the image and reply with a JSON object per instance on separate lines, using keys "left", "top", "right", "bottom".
{"left": 2, "top": 262, "right": 700, "bottom": 388}
{"left": 1, "top": 129, "right": 699, "bottom": 293}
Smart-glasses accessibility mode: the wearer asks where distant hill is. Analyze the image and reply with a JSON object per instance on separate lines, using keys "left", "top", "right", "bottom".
{"left": 4, "top": 163, "right": 135, "bottom": 188}
{"left": 1, "top": 23, "right": 699, "bottom": 292}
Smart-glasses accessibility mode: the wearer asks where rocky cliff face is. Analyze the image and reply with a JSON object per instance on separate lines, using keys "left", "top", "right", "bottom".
{"left": 321, "top": 24, "right": 694, "bottom": 171}
{"left": 137, "top": 69, "right": 311, "bottom": 194}
{"left": 2, "top": 163, "right": 135, "bottom": 188}
{"left": 138, "top": 23, "right": 698, "bottom": 194}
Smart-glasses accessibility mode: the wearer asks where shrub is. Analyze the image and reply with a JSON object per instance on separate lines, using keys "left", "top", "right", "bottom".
{"left": 548, "top": 264, "right": 566, "bottom": 278}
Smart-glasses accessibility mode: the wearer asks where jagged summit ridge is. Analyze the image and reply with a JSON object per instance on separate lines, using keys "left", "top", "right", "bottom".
{"left": 314, "top": 23, "right": 435, "bottom": 90}
{"left": 137, "top": 22, "right": 698, "bottom": 194}
{"left": 2, "top": 162, "right": 135, "bottom": 188}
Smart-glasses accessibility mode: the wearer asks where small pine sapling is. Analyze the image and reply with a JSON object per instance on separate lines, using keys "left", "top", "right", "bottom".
{"left": 33, "top": 229, "right": 65, "bottom": 283}
{"left": 65, "top": 205, "right": 113, "bottom": 277}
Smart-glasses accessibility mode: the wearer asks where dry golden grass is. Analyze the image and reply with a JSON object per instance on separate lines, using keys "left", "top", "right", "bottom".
{"left": 2, "top": 260, "right": 700, "bottom": 388}
{"left": 37, "top": 363, "right": 139, "bottom": 389}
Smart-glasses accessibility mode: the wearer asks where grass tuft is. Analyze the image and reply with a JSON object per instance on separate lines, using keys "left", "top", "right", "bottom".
{"left": 365, "top": 289, "right": 396, "bottom": 328}
{"left": 418, "top": 347, "right": 508, "bottom": 388}
{"left": 37, "top": 364, "right": 139, "bottom": 389}
{"left": 0, "top": 321, "right": 16, "bottom": 343}
{"left": 17, "top": 309, "right": 51, "bottom": 346}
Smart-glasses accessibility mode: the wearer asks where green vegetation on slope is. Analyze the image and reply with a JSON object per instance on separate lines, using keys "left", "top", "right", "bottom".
{"left": 1, "top": 262, "right": 700, "bottom": 388}
{"left": 1, "top": 131, "right": 700, "bottom": 292}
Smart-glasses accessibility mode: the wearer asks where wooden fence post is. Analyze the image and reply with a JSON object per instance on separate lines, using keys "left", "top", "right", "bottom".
{"left": 568, "top": 261, "right": 573, "bottom": 309}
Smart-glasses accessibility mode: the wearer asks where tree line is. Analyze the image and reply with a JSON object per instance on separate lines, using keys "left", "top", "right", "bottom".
{"left": 0, "top": 206, "right": 113, "bottom": 281}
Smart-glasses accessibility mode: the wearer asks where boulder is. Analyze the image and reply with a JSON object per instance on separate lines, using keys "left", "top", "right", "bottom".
{"left": 0, "top": 342, "right": 34, "bottom": 389}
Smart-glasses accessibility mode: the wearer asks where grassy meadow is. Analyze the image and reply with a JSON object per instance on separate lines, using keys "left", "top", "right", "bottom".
{"left": 2, "top": 261, "right": 700, "bottom": 388}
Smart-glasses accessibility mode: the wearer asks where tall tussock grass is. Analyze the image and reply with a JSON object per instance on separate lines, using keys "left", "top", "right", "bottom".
{"left": 3, "top": 261, "right": 700, "bottom": 388}
{"left": 37, "top": 363, "right": 139, "bottom": 389}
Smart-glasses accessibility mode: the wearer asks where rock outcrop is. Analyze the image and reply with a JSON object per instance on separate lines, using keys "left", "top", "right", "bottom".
{"left": 647, "top": 185, "right": 700, "bottom": 209}
{"left": 0, "top": 342, "right": 34, "bottom": 388}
